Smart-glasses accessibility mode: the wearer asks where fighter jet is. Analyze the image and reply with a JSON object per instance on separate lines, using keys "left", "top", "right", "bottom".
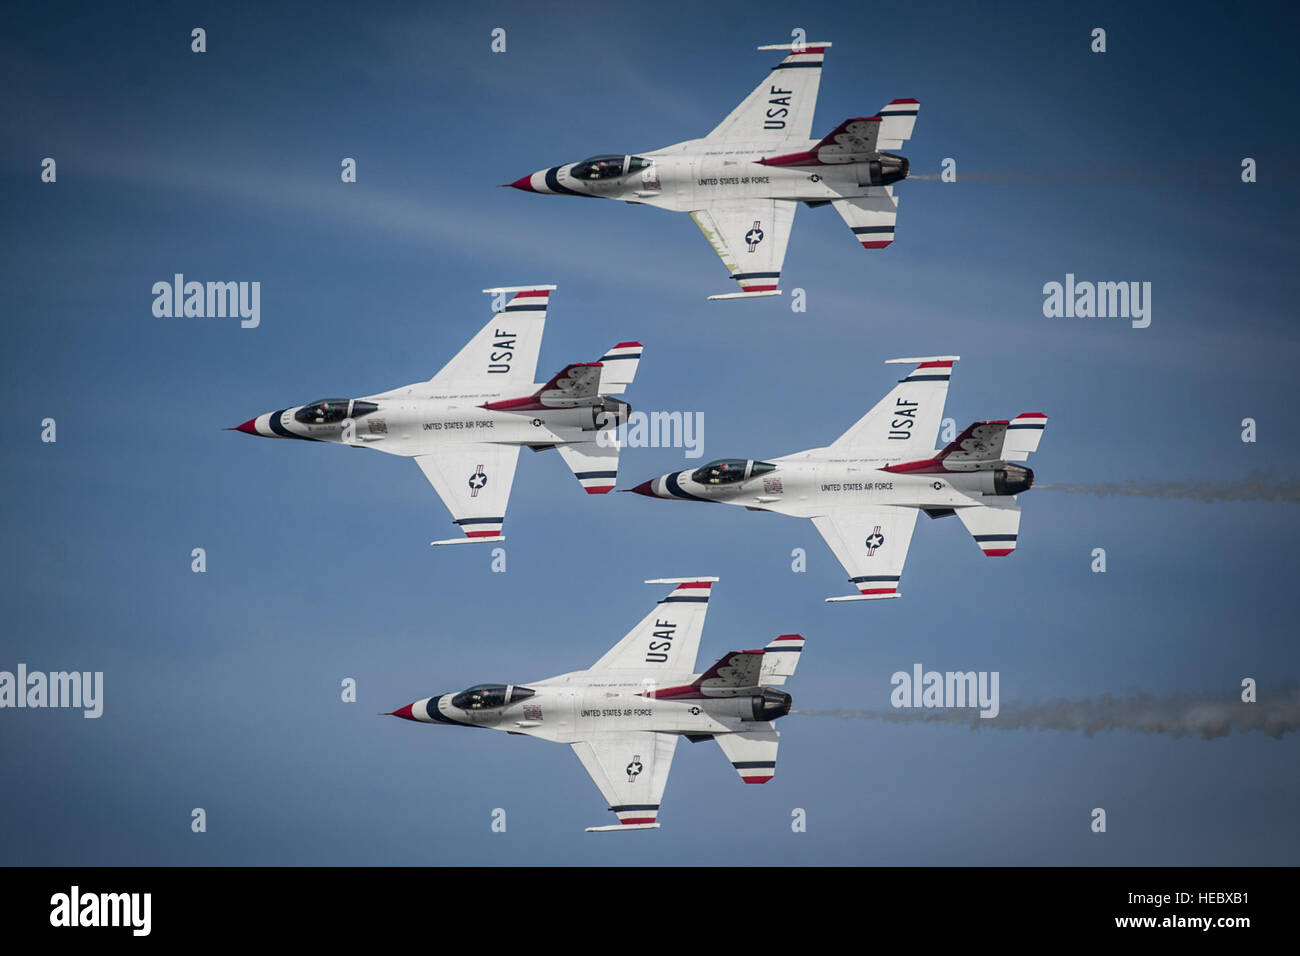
{"left": 230, "top": 285, "right": 642, "bottom": 544}
{"left": 387, "top": 578, "right": 804, "bottom": 831}
{"left": 629, "top": 358, "right": 1048, "bottom": 602}
{"left": 507, "top": 42, "right": 918, "bottom": 300}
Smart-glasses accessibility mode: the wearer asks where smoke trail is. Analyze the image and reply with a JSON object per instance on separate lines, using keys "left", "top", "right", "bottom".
{"left": 794, "top": 686, "right": 1299, "bottom": 740}
{"left": 1035, "top": 471, "right": 1300, "bottom": 503}
{"left": 907, "top": 168, "right": 1225, "bottom": 186}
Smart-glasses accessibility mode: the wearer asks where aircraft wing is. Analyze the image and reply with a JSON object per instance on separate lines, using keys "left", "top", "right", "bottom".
{"left": 812, "top": 506, "right": 919, "bottom": 602}
{"left": 690, "top": 200, "right": 796, "bottom": 300}
{"left": 573, "top": 731, "right": 679, "bottom": 831}
{"left": 705, "top": 43, "right": 831, "bottom": 146}
{"left": 417, "top": 444, "right": 521, "bottom": 544}
{"left": 590, "top": 578, "right": 718, "bottom": 673}
{"left": 828, "top": 357, "right": 958, "bottom": 457}
{"left": 426, "top": 286, "right": 554, "bottom": 393}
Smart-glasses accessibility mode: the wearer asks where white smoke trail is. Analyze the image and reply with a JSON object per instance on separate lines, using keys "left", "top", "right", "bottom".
{"left": 907, "top": 168, "right": 1224, "bottom": 186}
{"left": 795, "top": 687, "right": 1300, "bottom": 740}
{"left": 1036, "top": 471, "right": 1300, "bottom": 503}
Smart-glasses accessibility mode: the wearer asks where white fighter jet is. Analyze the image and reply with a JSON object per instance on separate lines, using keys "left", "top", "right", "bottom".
{"left": 387, "top": 578, "right": 804, "bottom": 831}
{"left": 507, "top": 42, "right": 918, "bottom": 300}
{"left": 629, "top": 358, "right": 1048, "bottom": 602}
{"left": 231, "top": 285, "right": 642, "bottom": 544}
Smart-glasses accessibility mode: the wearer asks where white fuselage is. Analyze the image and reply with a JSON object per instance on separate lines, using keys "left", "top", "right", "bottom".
{"left": 404, "top": 672, "right": 778, "bottom": 745}
{"left": 641, "top": 449, "right": 1020, "bottom": 518}
{"left": 239, "top": 383, "right": 610, "bottom": 458}
{"left": 531, "top": 138, "right": 886, "bottom": 212}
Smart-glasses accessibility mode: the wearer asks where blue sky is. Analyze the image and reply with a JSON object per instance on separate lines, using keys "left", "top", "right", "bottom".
{"left": 2, "top": 1, "right": 1298, "bottom": 865}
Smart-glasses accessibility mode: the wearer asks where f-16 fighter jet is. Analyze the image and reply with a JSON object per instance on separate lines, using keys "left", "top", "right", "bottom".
{"left": 387, "top": 578, "right": 804, "bottom": 831}
{"left": 507, "top": 43, "right": 918, "bottom": 300}
{"left": 231, "top": 286, "right": 642, "bottom": 544}
{"left": 629, "top": 358, "right": 1048, "bottom": 602}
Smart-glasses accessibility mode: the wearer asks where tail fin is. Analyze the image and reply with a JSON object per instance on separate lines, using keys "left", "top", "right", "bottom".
{"left": 596, "top": 342, "right": 643, "bottom": 395}
{"left": 663, "top": 635, "right": 805, "bottom": 699}
{"left": 934, "top": 413, "right": 1049, "bottom": 469}
{"left": 761, "top": 116, "right": 881, "bottom": 167}
{"left": 482, "top": 362, "right": 602, "bottom": 411}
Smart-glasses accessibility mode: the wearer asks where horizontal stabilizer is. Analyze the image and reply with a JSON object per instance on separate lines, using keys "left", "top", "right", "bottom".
{"left": 877, "top": 98, "right": 920, "bottom": 151}
{"left": 759, "top": 634, "right": 804, "bottom": 685}
{"left": 556, "top": 441, "right": 619, "bottom": 495}
{"left": 1004, "top": 412, "right": 1048, "bottom": 461}
{"left": 826, "top": 592, "right": 901, "bottom": 603}
{"left": 957, "top": 499, "right": 1022, "bottom": 557}
{"left": 597, "top": 342, "right": 643, "bottom": 395}
{"left": 715, "top": 729, "right": 780, "bottom": 784}
{"left": 832, "top": 193, "right": 899, "bottom": 250}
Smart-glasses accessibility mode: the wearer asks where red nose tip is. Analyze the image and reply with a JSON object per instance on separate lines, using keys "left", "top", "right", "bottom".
{"left": 230, "top": 418, "right": 260, "bottom": 435}
{"left": 506, "top": 175, "right": 536, "bottom": 192}
{"left": 627, "top": 480, "right": 658, "bottom": 498}
{"left": 386, "top": 703, "right": 416, "bottom": 720}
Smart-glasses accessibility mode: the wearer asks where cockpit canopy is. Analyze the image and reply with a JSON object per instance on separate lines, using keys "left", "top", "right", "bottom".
{"left": 293, "top": 399, "right": 379, "bottom": 425}
{"left": 571, "top": 155, "right": 653, "bottom": 181}
{"left": 450, "top": 683, "right": 535, "bottom": 711}
{"left": 690, "top": 459, "right": 776, "bottom": 486}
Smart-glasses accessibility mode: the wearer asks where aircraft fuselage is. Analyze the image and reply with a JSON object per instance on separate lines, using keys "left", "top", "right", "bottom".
{"left": 633, "top": 453, "right": 1033, "bottom": 519}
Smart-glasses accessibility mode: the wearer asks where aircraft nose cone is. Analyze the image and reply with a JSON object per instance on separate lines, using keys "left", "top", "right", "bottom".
{"left": 386, "top": 703, "right": 416, "bottom": 720}
{"left": 627, "top": 479, "right": 659, "bottom": 498}
{"left": 506, "top": 174, "right": 537, "bottom": 192}
{"left": 230, "top": 417, "right": 260, "bottom": 435}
